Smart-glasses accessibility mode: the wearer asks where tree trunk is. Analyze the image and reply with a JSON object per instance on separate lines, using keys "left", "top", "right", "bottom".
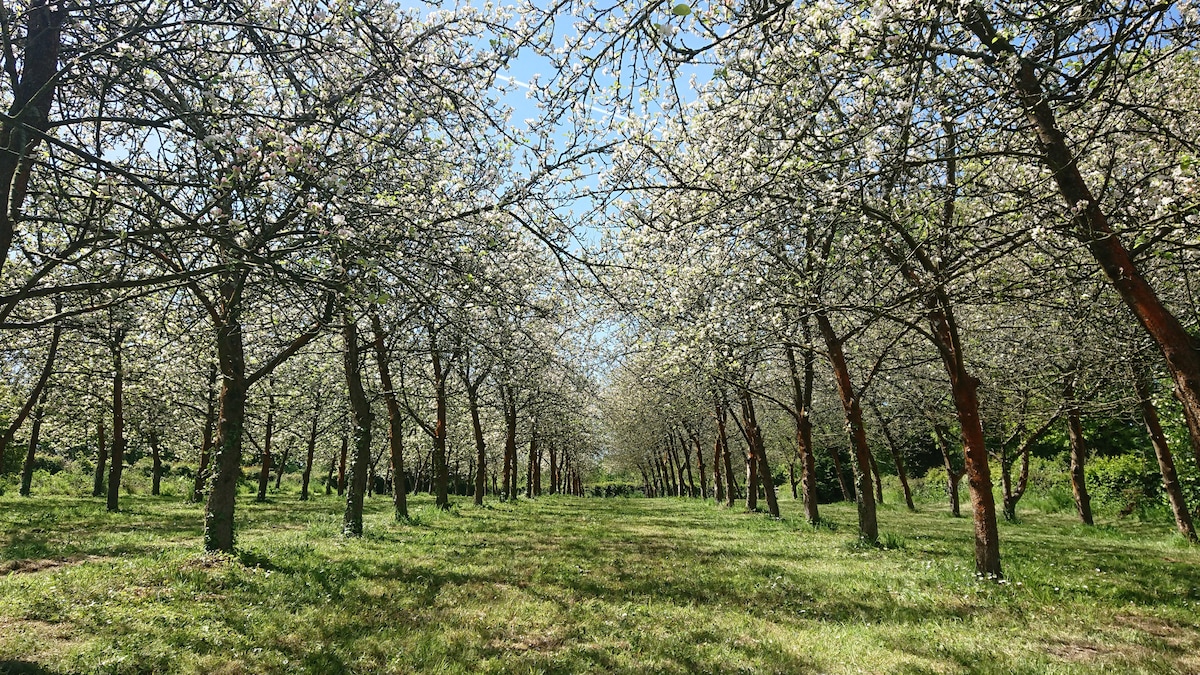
{"left": 337, "top": 433, "right": 348, "bottom": 496}
{"left": 815, "top": 311, "right": 878, "bottom": 543}
{"left": 785, "top": 343, "right": 821, "bottom": 524}
{"left": 256, "top": 391, "right": 275, "bottom": 503}
{"left": 868, "top": 449, "right": 884, "bottom": 505}
{"left": 1064, "top": 378, "right": 1094, "bottom": 526}
{"left": 679, "top": 432, "right": 696, "bottom": 497}
{"left": 342, "top": 312, "right": 374, "bottom": 537}
{"left": 93, "top": 417, "right": 108, "bottom": 498}
{"left": 549, "top": 443, "right": 559, "bottom": 495}
{"left": 1134, "top": 368, "right": 1198, "bottom": 542}
{"left": 203, "top": 318, "right": 248, "bottom": 553}
{"left": 192, "top": 364, "right": 217, "bottom": 503}
{"left": 2, "top": 316, "right": 63, "bottom": 476}
{"left": 502, "top": 388, "right": 517, "bottom": 500}
{"left": 370, "top": 314, "right": 407, "bottom": 519}
{"left": 870, "top": 403, "right": 914, "bottom": 511}
{"left": 741, "top": 389, "right": 780, "bottom": 518}
{"left": 692, "top": 432, "right": 708, "bottom": 499}
{"left": 0, "top": 0, "right": 65, "bottom": 280}
{"left": 744, "top": 441, "right": 759, "bottom": 511}
{"left": 106, "top": 336, "right": 126, "bottom": 513}
{"left": 430, "top": 346, "right": 450, "bottom": 510}
{"left": 963, "top": 4, "right": 1200, "bottom": 470}
{"left": 713, "top": 432, "right": 725, "bottom": 504}
{"left": 149, "top": 429, "right": 163, "bottom": 496}
{"left": 274, "top": 440, "right": 289, "bottom": 491}
{"left": 300, "top": 414, "right": 318, "bottom": 501}
{"left": 464, "top": 385, "right": 485, "bottom": 507}
{"left": 933, "top": 424, "right": 964, "bottom": 518}
{"left": 19, "top": 394, "right": 48, "bottom": 497}
{"left": 715, "top": 396, "right": 737, "bottom": 508}
{"left": 325, "top": 453, "right": 336, "bottom": 495}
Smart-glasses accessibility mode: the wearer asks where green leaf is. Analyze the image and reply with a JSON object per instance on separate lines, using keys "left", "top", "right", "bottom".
{"left": 671, "top": 3, "right": 691, "bottom": 16}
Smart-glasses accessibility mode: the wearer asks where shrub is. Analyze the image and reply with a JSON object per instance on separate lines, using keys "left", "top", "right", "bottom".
{"left": 1085, "top": 453, "right": 1150, "bottom": 513}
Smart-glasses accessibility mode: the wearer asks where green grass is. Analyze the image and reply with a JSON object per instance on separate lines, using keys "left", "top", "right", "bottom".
{"left": 0, "top": 489, "right": 1197, "bottom": 674}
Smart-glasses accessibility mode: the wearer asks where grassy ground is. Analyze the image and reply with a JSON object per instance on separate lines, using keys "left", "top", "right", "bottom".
{"left": 0, "top": 488, "right": 1197, "bottom": 674}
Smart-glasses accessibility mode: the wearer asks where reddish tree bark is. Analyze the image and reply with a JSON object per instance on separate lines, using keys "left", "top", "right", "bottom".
{"left": 1134, "top": 369, "right": 1198, "bottom": 543}
{"left": 962, "top": 4, "right": 1200, "bottom": 470}
{"left": 815, "top": 311, "right": 878, "bottom": 543}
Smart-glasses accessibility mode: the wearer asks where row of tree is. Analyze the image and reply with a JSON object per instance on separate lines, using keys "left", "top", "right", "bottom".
{"left": 563, "top": 0, "right": 1200, "bottom": 579}
{"left": 0, "top": 0, "right": 602, "bottom": 552}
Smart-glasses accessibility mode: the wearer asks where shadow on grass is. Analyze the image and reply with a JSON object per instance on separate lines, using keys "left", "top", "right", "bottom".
{"left": 0, "top": 661, "right": 62, "bottom": 675}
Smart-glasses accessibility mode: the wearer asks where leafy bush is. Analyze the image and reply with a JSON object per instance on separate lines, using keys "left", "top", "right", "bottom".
{"left": 1085, "top": 453, "right": 1149, "bottom": 513}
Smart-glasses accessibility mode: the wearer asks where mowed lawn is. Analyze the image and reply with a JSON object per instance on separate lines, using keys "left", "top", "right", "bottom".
{"left": 0, "top": 491, "right": 1197, "bottom": 674}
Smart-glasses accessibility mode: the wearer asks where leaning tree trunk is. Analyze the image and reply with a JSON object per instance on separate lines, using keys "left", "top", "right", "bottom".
{"left": 815, "top": 311, "right": 878, "bottom": 543}
{"left": 1134, "top": 368, "right": 1198, "bottom": 543}
{"left": 741, "top": 389, "right": 780, "bottom": 518}
{"left": 274, "top": 441, "right": 289, "bottom": 490}
{"left": 716, "top": 396, "right": 737, "bottom": 508}
{"left": 2, "top": 314, "right": 61, "bottom": 476}
{"left": 370, "top": 314, "right": 407, "bottom": 519}
{"left": 963, "top": 4, "right": 1200, "bottom": 470}
{"left": 341, "top": 312, "right": 374, "bottom": 537}
{"left": 871, "top": 402, "right": 914, "bottom": 511}
{"left": 19, "top": 393, "right": 48, "bottom": 497}
{"left": 106, "top": 335, "right": 126, "bottom": 513}
{"left": 933, "top": 424, "right": 965, "bottom": 518}
{"left": 467, "top": 387, "right": 486, "bottom": 506}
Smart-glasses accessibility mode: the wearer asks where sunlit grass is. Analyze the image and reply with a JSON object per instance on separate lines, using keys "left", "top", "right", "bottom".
{"left": 0, "top": 489, "right": 1197, "bottom": 674}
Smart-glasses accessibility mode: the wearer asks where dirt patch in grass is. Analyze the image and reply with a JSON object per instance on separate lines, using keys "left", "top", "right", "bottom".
{"left": 489, "top": 632, "right": 565, "bottom": 653}
{"left": 0, "top": 556, "right": 101, "bottom": 575}
{"left": 1047, "top": 614, "right": 1200, "bottom": 669}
